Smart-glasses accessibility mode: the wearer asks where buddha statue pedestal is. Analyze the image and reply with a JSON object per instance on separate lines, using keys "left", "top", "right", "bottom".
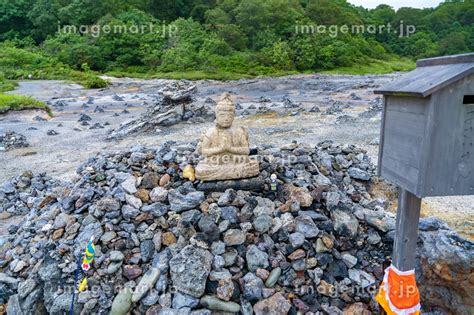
{"left": 195, "top": 93, "right": 260, "bottom": 182}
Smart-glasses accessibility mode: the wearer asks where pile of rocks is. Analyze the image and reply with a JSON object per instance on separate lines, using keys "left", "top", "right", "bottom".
{"left": 0, "top": 131, "right": 29, "bottom": 152}
{"left": 107, "top": 81, "right": 214, "bottom": 140}
{"left": 0, "top": 141, "right": 472, "bottom": 314}
{"left": 358, "top": 97, "right": 383, "bottom": 119}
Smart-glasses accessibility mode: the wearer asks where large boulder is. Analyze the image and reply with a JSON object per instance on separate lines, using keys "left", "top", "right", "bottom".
{"left": 170, "top": 245, "right": 213, "bottom": 298}
{"left": 417, "top": 218, "right": 474, "bottom": 315}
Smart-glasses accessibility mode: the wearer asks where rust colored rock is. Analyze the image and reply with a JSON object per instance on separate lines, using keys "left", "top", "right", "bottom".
{"left": 134, "top": 213, "right": 153, "bottom": 222}
{"left": 288, "top": 249, "right": 305, "bottom": 261}
{"left": 283, "top": 184, "right": 313, "bottom": 208}
{"left": 52, "top": 228, "right": 64, "bottom": 240}
{"left": 135, "top": 189, "right": 150, "bottom": 202}
{"left": 343, "top": 302, "right": 372, "bottom": 315}
{"left": 159, "top": 174, "right": 171, "bottom": 187}
{"left": 256, "top": 268, "right": 270, "bottom": 281}
{"left": 417, "top": 228, "right": 474, "bottom": 314}
{"left": 162, "top": 232, "right": 176, "bottom": 246}
{"left": 253, "top": 292, "right": 291, "bottom": 315}
{"left": 123, "top": 265, "right": 142, "bottom": 280}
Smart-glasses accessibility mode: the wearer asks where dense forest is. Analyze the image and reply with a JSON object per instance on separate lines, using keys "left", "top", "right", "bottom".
{"left": 0, "top": 0, "right": 473, "bottom": 83}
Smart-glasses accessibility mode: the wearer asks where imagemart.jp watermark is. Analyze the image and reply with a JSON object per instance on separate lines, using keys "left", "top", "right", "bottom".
{"left": 57, "top": 22, "right": 178, "bottom": 38}
{"left": 295, "top": 21, "right": 416, "bottom": 38}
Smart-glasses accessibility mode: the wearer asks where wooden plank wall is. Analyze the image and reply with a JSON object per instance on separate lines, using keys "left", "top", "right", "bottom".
{"left": 380, "top": 96, "right": 429, "bottom": 196}
{"left": 422, "top": 74, "right": 474, "bottom": 196}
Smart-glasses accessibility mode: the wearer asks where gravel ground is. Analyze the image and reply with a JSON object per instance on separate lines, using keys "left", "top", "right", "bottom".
{"left": 0, "top": 74, "right": 472, "bottom": 239}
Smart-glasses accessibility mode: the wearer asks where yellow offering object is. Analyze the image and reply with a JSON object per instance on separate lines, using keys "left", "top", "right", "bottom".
{"left": 183, "top": 165, "right": 196, "bottom": 181}
{"left": 78, "top": 278, "right": 88, "bottom": 292}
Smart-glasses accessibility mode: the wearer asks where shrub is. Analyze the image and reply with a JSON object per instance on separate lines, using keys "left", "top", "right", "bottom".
{"left": 260, "top": 40, "right": 294, "bottom": 70}
{"left": 0, "top": 94, "right": 51, "bottom": 115}
{"left": 81, "top": 75, "right": 109, "bottom": 89}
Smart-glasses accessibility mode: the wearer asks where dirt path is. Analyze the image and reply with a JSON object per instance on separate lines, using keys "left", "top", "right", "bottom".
{"left": 1, "top": 75, "right": 472, "bottom": 239}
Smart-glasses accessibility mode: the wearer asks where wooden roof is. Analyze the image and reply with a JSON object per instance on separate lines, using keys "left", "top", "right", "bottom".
{"left": 374, "top": 53, "right": 474, "bottom": 97}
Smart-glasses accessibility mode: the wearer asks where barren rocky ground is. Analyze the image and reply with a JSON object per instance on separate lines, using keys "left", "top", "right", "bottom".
{"left": 1, "top": 74, "right": 472, "bottom": 239}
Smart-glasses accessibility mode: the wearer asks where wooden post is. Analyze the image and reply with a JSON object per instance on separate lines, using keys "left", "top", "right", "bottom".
{"left": 392, "top": 188, "right": 422, "bottom": 271}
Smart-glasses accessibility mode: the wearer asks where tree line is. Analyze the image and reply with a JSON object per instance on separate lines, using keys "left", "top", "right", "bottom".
{"left": 0, "top": 0, "right": 472, "bottom": 75}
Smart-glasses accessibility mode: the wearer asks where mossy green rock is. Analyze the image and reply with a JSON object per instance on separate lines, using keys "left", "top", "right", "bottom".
{"left": 110, "top": 289, "right": 132, "bottom": 315}
{"left": 200, "top": 295, "right": 241, "bottom": 313}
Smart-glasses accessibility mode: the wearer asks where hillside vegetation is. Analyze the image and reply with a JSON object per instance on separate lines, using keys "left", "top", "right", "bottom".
{"left": 0, "top": 0, "right": 472, "bottom": 86}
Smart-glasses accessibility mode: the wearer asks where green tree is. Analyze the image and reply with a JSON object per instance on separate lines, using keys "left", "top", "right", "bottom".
{"left": 439, "top": 31, "right": 468, "bottom": 55}
{"left": 27, "top": 0, "right": 61, "bottom": 41}
{"left": 306, "top": 0, "right": 362, "bottom": 25}
{"left": 0, "top": 0, "right": 33, "bottom": 40}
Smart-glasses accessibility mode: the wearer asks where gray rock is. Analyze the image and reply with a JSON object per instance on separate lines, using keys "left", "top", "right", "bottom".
{"left": 0, "top": 181, "right": 15, "bottom": 194}
{"left": 168, "top": 190, "right": 204, "bottom": 213}
{"left": 417, "top": 229, "right": 474, "bottom": 314}
{"left": 348, "top": 167, "right": 370, "bottom": 181}
{"left": 246, "top": 245, "right": 269, "bottom": 272}
{"left": 418, "top": 217, "right": 447, "bottom": 231}
{"left": 253, "top": 215, "right": 273, "bottom": 234}
{"left": 75, "top": 222, "right": 103, "bottom": 250}
{"left": 221, "top": 206, "right": 239, "bottom": 224}
{"left": 224, "top": 229, "right": 246, "bottom": 246}
{"left": 18, "top": 278, "right": 36, "bottom": 299}
{"left": 107, "top": 262, "right": 123, "bottom": 274}
{"left": 241, "top": 272, "right": 264, "bottom": 301}
{"left": 173, "top": 292, "right": 199, "bottom": 309}
{"left": 366, "top": 215, "right": 395, "bottom": 233}
{"left": 0, "top": 273, "right": 20, "bottom": 289}
{"left": 223, "top": 250, "right": 238, "bottom": 267}
{"left": 6, "top": 294, "right": 21, "bottom": 315}
{"left": 150, "top": 186, "right": 168, "bottom": 203}
{"left": 110, "top": 251, "right": 125, "bottom": 262}
{"left": 212, "top": 255, "right": 225, "bottom": 271}
{"left": 121, "top": 176, "right": 137, "bottom": 194}
{"left": 295, "top": 215, "right": 319, "bottom": 238}
{"left": 53, "top": 213, "right": 69, "bottom": 229}
{"left": 181, "top": 209, "right": 202, "bottom": 225}
{"left": 332, "top": 209, "right": 359, "bottom": 237}
{"left": 315, "top": 238, "right": 330, "bottom": 253}
{"left": 50, "top": 292, "right": 74, "bottom": 314}
{"left": 289, "top": 232, "right": 305, "bottom": 248}
{"left": 190, "top": 309, "right": 212, "bottom": 315}
{"left": 341, "top": 253, "right": 358, "bottom": 268}
{"left": 348, "top": 269, "right": 376, "bottom": 288}
{"left": 211, "top": 241, "right": 225, "bottom": 255}
{"left": 122, "top": 205, "right": 140, "bottom": 219}
{"left": 313, "top": 174, "right": 332, "bottom": 187}
{"left": 366, "top": 232, "right": 381, "bottom": 245}
{"left": 142, "top": 202, "right": 169, "bottom": 217}
{"left": 217, "top": 189, "right": 236, "bottom": 206}
{"left": 142, "top": 289, "right": 160, "bottom": 306}
{"left": 170, "top": 245, "right": 213, "bottom": 298}
{"left": 141, "top": 240, "right": 155, "bottom": 263}
{"left": 96, "top": 197, "right": 121, "bottom": 211}
{"left": 125, "top": 194, "right": 142, "bottom": 209}
{"left": 100, "top": 231, "right": 117, "bottom": 243}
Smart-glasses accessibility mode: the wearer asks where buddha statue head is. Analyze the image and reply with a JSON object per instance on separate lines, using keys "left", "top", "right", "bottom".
{"left": 215, "top": 93, "right": 235, "bottom": 129}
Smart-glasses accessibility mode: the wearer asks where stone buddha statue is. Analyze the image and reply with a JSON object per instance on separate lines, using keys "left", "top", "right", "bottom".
{"left": 195, "top": 93, "right": 259, "bottom": 181}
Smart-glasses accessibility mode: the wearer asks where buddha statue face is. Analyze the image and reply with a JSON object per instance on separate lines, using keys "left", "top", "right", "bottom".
{"left": 216, "top": 108, "right": 235, "bottom": 128}
{"left": 215, "top": 93, "right": 235, "bottom": 129}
